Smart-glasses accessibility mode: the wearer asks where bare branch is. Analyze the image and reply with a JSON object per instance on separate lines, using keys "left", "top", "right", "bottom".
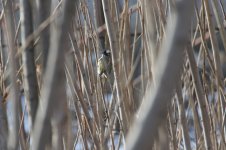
{"left": 126, "top": 0, "right": 193, "bottom": 149}
{"left": 31, "top": 0, "right": 77, "bottom": 149}
{"left": 20, "top": 0, "right": 39, "bottom": 126}
{"left": 1, "top": 0, "right": 20, "bottom": 149}
{"left": 101, "top": 0, "right": 128, "bottom": 132}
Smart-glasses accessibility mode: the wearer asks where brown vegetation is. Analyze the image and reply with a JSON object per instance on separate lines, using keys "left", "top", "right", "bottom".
{"left": 0, "top": 0, "right": 226, "bottom": 149}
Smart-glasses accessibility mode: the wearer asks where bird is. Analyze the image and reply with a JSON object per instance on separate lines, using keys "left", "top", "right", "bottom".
{"left": 97, "top": 49, "right": 112, "bottom": 78}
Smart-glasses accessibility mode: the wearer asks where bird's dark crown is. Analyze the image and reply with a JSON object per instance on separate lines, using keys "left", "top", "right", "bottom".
{"left": 103, "top": 49, "right": 111, "bottom": 56}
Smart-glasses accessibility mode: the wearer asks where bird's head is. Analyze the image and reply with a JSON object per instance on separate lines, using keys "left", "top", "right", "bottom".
{"left": 103, "top": 49, "right": 111, "bottom": 57}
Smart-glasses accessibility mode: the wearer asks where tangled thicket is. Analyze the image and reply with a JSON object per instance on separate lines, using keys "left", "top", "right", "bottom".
{"left": 0, "top": 0, "right": 226, "bottom": 150}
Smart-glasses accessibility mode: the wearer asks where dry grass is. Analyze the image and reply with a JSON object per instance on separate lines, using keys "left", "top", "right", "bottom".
{"left": 0, "top": 0, "right": 226, "bottom": 149}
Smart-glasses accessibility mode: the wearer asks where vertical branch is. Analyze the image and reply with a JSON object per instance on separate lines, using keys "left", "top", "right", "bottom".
{"left": 0, "top": 18, "right": 8, "bottom": 150}
{"left": 32, "top": 0, "right": 77, "bottom": 149}
{"left": 93, "top": 0, "right": 105, "bottom": 49}
{"left": 2, "top": 0, "right": 20, "bottom": 149}
{"left": 141, "top": 0, "right": 157, "bottom": 72}
{"left": 0, "top": 96, "right": 7, "bottom": 150}
{"left": 186, "top": 45, "right": 212, "bottom": 149}
{"left": 211, "top": 0, "right": 226, "bottom": 52}
{"left": 204, "top": 0, "right": 223, "bottom": 82}
{"left": 69, "top": 33, "right": 100, "bottom": 149}
{"left": 37, "top": 0, "right": 52, "bottom": 72}
{"left": 20, "top": 0, "right": 39, "bottom": 126}
{"left": 121, "top": 0, "right": 134, "bottom": 119}
{"left": 126, "top": 0, "right": 193, "bottom": 149}
{"left": 101, "top": 0, "right": 128, "bottom": 131}
{"left": 176, "top": 82, "right": 191, "bottom": 150}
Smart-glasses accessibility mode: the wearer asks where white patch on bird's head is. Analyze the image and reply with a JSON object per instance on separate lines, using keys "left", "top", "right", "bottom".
{"left": 106, "top": 49, "right": 111, "bottom": 54}
{"left": 102, "top": 49, "right": 111, "bottom": 57}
